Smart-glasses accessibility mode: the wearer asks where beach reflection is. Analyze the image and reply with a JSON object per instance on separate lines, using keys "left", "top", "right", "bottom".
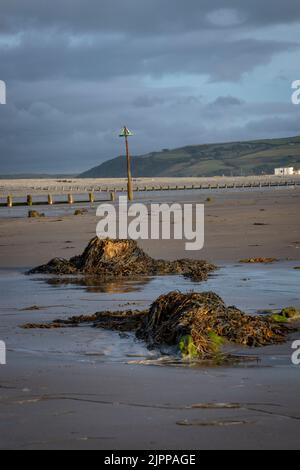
{"left": 40, "top": 275, "right": 153, "bottom": 294}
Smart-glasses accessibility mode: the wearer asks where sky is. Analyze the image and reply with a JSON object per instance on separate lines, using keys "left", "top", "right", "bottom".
{"left": 0, "top": 0, "right": 300, "bottom": 174}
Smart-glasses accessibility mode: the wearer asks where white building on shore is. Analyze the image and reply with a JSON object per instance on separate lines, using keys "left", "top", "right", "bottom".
{"left": 274, "top": 167, "right": 295, "bottom": 176}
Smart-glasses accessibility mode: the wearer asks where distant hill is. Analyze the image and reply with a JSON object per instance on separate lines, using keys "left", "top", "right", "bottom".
{"left": 80, "top": 135, "right": 300, "bottom": 178}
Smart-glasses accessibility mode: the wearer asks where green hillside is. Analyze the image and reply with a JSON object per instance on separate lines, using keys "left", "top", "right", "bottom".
{"left": 80, "top": 135, "right": 300, "bottom": 178}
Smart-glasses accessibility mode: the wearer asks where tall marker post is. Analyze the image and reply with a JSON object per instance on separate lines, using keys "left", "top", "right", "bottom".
{"left": 119, "top": 126, "right": 134, "bottom": 201}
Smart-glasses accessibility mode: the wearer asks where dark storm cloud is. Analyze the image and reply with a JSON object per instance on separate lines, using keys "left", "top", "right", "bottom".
{"left": 1, "top": 0, "right": 300, "bottom": 33}
{"left": 1, "top": 31, "right": 296, "bottom": 82}
{"left": 0, "top": 0, "right": 299, "bottom": 83}
{"left": 0, "top": 0, "right": 300, "bottom": 173}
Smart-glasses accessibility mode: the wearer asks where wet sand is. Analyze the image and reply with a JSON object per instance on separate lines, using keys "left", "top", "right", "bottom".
{"left": 0, "top": 187, "right": 300, "bottom": 449}
{"left": 0, "top": 187, "right": 299, "bottom": 268}
{"left": 1, "top": 352, "right": 300, "bottom": 450}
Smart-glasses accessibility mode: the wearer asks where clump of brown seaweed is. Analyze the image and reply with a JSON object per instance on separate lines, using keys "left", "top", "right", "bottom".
{"left": 22, "top": 291, "right": 291, "bottom": 360}
{"left": 240, "top": 257, "right": 278, "bottom": 264}
{"left": 136, "top": 292, "right": 289, "bottom": 357}
{"left": 28, "top": 210, "right": 45, "bottom": 218}
{"left": 74, "top": 209, "right": 88, "bottom": 216}
{"left": 28, "top": 237, "right": 216, "bottom": 282}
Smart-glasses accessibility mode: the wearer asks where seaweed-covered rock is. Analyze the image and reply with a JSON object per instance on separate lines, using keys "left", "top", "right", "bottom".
{"left": 28, "top": 237, "right": 216, "bottom": 282}
{"left": 28, "top": 210, "right": 45, "bottom": 218}
{"left": 272, "top": 307, "right": 300, "bottom": 323}
{"left": 22, "top": 290, "right": 290, "bottom": 359}
{"left": 136, "top": 291, "right": 289, "bottom": 357}
{"left": 74, "top": 209, "right": 88, "bottom": 216}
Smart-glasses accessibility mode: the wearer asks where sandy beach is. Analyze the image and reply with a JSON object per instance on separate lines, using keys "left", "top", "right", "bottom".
{"left": 0, "top": 185, "right": 299, "bottom": 268}
{"left": 0, "top": 185, "right": 300, "bottom": 450}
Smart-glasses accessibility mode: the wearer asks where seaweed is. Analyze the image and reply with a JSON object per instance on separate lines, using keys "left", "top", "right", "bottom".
{"left": 74, "top": 209, "right": 88, "bottom": 216}
{"left": 22, "top": 291, "right": 290, "bottom": 360}
{"left": 136, "top": 292, "right": 288, "bottom": 357}
{"left": 240, "top": 258, "right": 278, "bottom": 264}
{"left": 28, "top": 210, "right": 45, "bottom": 218}
{"left": 28, "top": 237, "right": 216, "bottom": 282}
{"left": 272, "top": 307, "right": 300, "bottom": 323}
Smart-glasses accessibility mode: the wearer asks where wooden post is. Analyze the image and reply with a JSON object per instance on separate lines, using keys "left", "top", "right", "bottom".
{"left": 68, "top": 194, "right": 74, "bottom": 204}
{"left": 124, "top": 133, "right": 133, "bottom": 201}
{"left": 111, "top": 191, "right": 116, "bottom": 202}
{"left": 89, "top": 192, "right": 95, "bottom": 204}
{"left": 7, "top": 196, "right": 12, "bottom": 208}
{"left": 27, "top": 195, "right": 33, "bottom": 206}
{"left": 48, "top": 195, "right": 53, "bottom": 205}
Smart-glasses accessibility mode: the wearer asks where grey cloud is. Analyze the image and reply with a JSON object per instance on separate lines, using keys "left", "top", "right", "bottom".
{"left": 212, "top": 96, "right": 244, "bottom": 107}
{"left": 1, "top": 78, "right": 300, "bottom": 173}
{"left": 133, "top": 95, "right": 166, "bottom": 108}
{"left": 1, "top": 0, "right": 300, "bottom": 34}
{"left": 1, "top": 31, "right": 297, "bottom": 83}
{"left": 246, "top": 115, "right": 300, "bottom": 137}
{"left": 0, "top": 0, "right": 300, "bottom": 173}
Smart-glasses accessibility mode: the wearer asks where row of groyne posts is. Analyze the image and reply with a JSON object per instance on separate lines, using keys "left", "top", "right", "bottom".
{"left": 1, "top": 179, "right": 300, "bottom": 208}
{"left": 2, "top": 191, "right": 117, "bottom": 208}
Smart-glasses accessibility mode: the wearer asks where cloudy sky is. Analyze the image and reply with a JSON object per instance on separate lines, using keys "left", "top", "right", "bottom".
{"left": 0, "top": 0, "right": 300, "bottom": 174}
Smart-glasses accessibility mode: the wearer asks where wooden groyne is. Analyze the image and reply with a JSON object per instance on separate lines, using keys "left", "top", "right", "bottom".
{"left": 0, "top": 192, "right": 110, "bottom": 208}
{"left": 0, "top": 179, "right": 299, "bottom": 208}
{"left": 113, "top": 179, "right": 300, "bottom": 192}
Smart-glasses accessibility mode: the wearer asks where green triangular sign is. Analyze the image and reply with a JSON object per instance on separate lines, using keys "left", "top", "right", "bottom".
{"left": 119, "top": 127, "right": 133, "bottom": 137}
